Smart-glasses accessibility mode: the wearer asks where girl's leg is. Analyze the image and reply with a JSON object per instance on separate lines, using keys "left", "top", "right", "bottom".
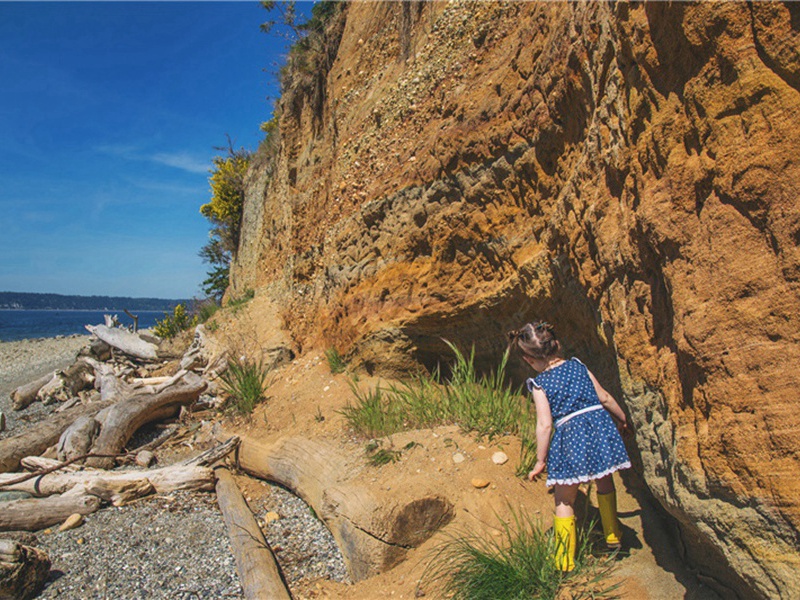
{"left": 595, "top": 475, "right": 622, "bottom": 548}
{"left": 553, "top": 484, "right": 579, "bottom": 571}
{"left": 554, "top": 483, "right": 579, "bottom": 517}
{"left": 595, "top": 474, "right": 615, "bottom": 495}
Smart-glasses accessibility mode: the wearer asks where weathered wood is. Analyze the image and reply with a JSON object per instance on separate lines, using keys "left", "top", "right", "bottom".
{"left": 215, "top": 467, "right": 292, "bottom": 600}
{"left": 85, "top": 324, "right": 159, "bottom": 361}
{"left": 0, "top": 438, "right": 237, "bottom": 497}
{"left": 10, "top": 373, "right": 54, "bottom": 411}
{"left": 0, "top": 463, "right": 215, "bottom": 498}
{"left": 0, "top": 540, "right": 51, "bottom": 600}
{"left": 235, "top": 435, "right": 454, "bottom": 581}
{"left": 0, "top": 401, "right": 113, "bottom": 473}
{"left": 0, "top": 493, "right": 101, "bottom": 532}
{"left": 85, "top": 372, "right": 206, "bottom": 469}
{"left": 57, "top": 415, "right": 99, "bottom": 462}
{"left": 82, "top": 357, "right": 129, "bottom": 403}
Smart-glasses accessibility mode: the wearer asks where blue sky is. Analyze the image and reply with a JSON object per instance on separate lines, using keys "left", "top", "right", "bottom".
{"left": 0, "top": 1, "right": 307, "bottom": 299}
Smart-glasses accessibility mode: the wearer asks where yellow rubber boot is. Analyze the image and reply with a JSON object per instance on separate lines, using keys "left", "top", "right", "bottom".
{"left": 597, "top": 490, "right": 622, "bottom": 548}
{"left": 553, "top": 515, "right": 576, "bottom": 572}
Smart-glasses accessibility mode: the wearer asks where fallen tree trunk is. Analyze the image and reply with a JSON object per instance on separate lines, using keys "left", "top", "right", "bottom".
{"left": 215, "top": 467, "right": 292, "bottom": 600}
{"left": 0, "top": 493, "right": 101, "bottom": 532}
{"left": 85, "top": 372, "right": 207, "bottom": 469}
{"left": 85, "top": 324, "right": 159, "bottom": 361}
{"left": 234, "top": 435, "right": 454, "bottom": 581}
{"left": 0, "top": 401, "right": 113, "bottom": 473}
{"left": 0, "top": 539, "right": 51, "bottom": 600}
{"left": 10, "top": 373, "right": 54, "bottom": 411}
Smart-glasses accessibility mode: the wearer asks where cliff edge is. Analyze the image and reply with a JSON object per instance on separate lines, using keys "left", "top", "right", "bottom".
{"left": 230, "top": 2, "right": 800, "bottom": 597}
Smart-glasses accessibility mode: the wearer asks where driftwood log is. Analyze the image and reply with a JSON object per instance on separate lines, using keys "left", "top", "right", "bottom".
{"left": 9, "top": 373, "right": 54, "bottom": 411}
{"left": 85, "top": 372, "right": 206, "bottom": 469}
{"left": 234, "top": 435, "right": 454, "bottom": 581}
{"left": 0, "top": 539, "right": 51, "bottom": 600}
{"left": 0, "top": 493, "right": 101, "bottom": 532}
{"left": 0, "top": 438, "right": 240, "bottom": 499}
{"left": 215, "top": 467, "right": 292, "bottom": 600}
{"left": 0, "top": 401, "right": 113, "bottom": 473}
{"left": 85, "top": 324, "right": 159, "bottom": 361}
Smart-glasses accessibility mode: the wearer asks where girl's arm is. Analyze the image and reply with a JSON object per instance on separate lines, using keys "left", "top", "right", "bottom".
{"left": 528, "top": 386, "right": 553, "bottom": 481}
{"left": 587, "top": 369, "right": 632, "bottom": 438}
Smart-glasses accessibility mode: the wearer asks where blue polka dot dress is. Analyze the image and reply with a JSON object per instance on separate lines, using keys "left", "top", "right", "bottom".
{"left": 527, "top": 358, "right": 631, "bottom": 487}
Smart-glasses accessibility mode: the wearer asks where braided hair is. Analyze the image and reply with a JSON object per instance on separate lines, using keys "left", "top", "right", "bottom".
{"left": 507, "top": 321, "right": 561, "bottom": 359}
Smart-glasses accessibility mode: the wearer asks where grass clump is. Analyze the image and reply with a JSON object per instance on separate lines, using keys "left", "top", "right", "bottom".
{"left": 423, "top": 509, "right": 617, "bottom": 600}
{"left": 226, "top": 288, "right": 255, "bottom": 312}
{"left": 325, "top": 347, "right": 347, "bottom": 374}
{"left": 219, "top": 355, "right": 271, "bottom": 415}
{"left": 341, "top": 341, "right": 532, "bottom": 443}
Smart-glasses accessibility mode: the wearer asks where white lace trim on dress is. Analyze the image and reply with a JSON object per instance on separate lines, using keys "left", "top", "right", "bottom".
{"left": 545, "top": 461, "right": 632, "bottom": 487}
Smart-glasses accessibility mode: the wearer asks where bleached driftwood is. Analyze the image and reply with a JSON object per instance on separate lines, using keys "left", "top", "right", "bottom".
{"left": 85, "top": 324, "right": 159, "bottom": 361}
{"left": 0, "top": 539, "right": 51, "bottom": 600}
{"left": 0, "top": 438, "right": 240, "bottom": 501}
{"left": 0, "top": 492, "right": 101, "bottom": 532}
{"left": 84, "top": 371, "right": 207, "bottom": 469}
{"left": 10, "top": 373, "right": 54, "bottom": 411}
{"left": 82, "top": 357, "right": 129, "bottom": 403}
{"left": 235, "top": 435, "right": 454, "bottom": 581}
{"left": 0, "top": 401, "right": 113, "bottom": 473}
{"left": 215, "top": 467, "right": 291, "bottom": 600}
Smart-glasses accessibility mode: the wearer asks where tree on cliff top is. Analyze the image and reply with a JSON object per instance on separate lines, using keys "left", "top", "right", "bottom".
{"left": 199, "top": 139, "right": 252, "bottom": 301}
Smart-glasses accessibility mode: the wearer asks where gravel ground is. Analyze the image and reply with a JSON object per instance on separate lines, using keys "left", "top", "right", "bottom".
{"left": 0, "top": 335, "right": 89, "bottom": 438}
{"left": 1, "top": 335, "right": 350, "bottom": 599}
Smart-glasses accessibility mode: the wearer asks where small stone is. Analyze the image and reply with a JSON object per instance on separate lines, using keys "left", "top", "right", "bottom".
{"left": 58, "top": 513, "right": 84, "bottom": 532}
{"left": 264, "top": 511, "right": 280, "bottom": 523}
{"left": 43, "top": 529, "right": 52, "bottom": 535}
{"left": 452, "top": 452, "right": 465, "bottom": 464}
{"left": 136, "top": 450, "right": 155, "bottom": 468}
{"left": 76, "top": 538, "right": 84, "bottom": 545}
{"left": 471, "top": 478, "right": 491, "bottom": 489}
{"left": 491, "top": 451, "right": 509, "bottom": 465}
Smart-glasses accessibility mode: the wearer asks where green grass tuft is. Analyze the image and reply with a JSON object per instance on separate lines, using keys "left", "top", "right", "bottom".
{"left": 324, "top": 347, "right": 347, "bottom": 374}
{"left": 340, "top": 341, "right": 534, "bottom": 444}
{"left": 219, "top": 355, "right": 271, "bottom": 415}
{"left": 423, "top": 509, "right": 618, "bottom": 600}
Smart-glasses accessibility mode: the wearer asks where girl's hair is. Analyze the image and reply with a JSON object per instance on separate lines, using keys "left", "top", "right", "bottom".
{"left": 507, "top": 321, "right": 561, "bottom": 359}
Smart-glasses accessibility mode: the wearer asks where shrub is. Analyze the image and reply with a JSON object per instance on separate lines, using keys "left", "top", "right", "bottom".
{"left": 193, "top": 299, "right": 220, "bottom": 324}
{"left": 153, "top": 304, "right": 196, "bottom": 339}
{"left": 423, "top": 509, "right": 617, "bottom": 600}
{"left": 219, "top": 355, "right": 271, "bottom": 415}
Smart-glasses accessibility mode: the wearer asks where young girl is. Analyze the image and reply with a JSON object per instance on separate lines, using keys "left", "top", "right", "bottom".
{"left": 508, "top": 321, "right": 632, "bottom": 571}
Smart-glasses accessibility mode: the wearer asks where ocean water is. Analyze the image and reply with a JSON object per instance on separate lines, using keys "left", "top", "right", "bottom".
{"left": 0, "top": 309, "right": 167, "bottom": 342}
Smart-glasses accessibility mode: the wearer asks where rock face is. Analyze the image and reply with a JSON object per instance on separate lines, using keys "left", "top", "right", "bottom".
{"left": 230, "top": 2, "right": 800, "bottom": 597}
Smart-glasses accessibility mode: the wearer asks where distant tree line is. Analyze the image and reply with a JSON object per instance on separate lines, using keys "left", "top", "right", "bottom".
{"left": 0, "top": 292, "right": 187, "bottom": 311}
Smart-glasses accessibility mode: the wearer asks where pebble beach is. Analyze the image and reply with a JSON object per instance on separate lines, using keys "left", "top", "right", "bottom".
{"left": 1, "top": 336, "right": 348, "bottom": 599}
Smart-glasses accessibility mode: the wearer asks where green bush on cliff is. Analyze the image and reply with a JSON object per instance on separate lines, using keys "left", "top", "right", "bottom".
{"left": 153, "top": 304, "right": 196, "bottom": 339}
{"left": 220, "top": 355, "right": 271, "bottom": 415}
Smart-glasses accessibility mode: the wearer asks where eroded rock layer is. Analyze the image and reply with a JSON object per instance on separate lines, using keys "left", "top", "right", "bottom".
{"left": 231, "top": 2, "right": 800, "bottom": 596}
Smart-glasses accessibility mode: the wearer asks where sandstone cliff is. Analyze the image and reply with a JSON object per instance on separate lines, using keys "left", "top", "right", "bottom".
{"left": 230, "top": 2, "right": 800, "bottom": 597}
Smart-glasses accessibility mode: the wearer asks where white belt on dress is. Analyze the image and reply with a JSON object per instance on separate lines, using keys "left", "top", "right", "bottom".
{"left": 555, "top": 404, "right": 603, "bottom": 428}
